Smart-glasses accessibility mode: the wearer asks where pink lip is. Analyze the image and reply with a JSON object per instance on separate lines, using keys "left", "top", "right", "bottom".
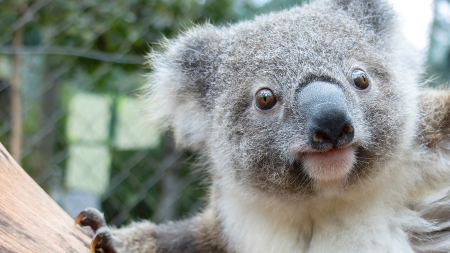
{"left": 302, "top": 146, "right": 356, "bottom": 181}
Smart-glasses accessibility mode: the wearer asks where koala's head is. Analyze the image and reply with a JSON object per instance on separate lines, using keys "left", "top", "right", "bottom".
{"left": 147, "top": 0, "right": 420, "bottom": 199}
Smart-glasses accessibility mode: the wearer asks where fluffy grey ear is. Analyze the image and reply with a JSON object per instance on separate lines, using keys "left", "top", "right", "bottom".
{"left": 146, "top": 25, "right": 224, "bottom": 151}
{"left": 334, "top": 0, "right": 396, "bottom": 37}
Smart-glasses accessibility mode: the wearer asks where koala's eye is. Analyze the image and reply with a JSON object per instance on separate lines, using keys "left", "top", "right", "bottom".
{"left": 352, "top": 69, "right": 369, "bottom": 90}
{"left": 255, "top": 89, "right": 276, "bottom": 110}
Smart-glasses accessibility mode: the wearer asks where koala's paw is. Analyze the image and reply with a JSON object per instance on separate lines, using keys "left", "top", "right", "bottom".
{"left": 75, "top": 208, "right": 118, "bottom": 253}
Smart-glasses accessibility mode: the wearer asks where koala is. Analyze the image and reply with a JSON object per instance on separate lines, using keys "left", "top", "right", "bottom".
{"left": 75, "top": 0, "right": 450, "bottom": 252}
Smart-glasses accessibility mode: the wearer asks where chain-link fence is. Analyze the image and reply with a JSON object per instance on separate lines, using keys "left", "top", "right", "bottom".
{"left": 0, "top": 0, "right": 308, "bottom": 226}
{"left": 0, "top": 0, "right": 247, "bottom": 226}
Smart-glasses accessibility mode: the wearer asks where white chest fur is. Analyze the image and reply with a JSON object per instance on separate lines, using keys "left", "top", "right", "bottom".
{"left": 216, "top": 189, "right": 414, "bottom": 253}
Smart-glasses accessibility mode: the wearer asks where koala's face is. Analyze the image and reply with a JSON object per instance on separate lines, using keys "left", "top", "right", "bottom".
{"left": 150, "top": 0, "right": 418, "bottom": 198}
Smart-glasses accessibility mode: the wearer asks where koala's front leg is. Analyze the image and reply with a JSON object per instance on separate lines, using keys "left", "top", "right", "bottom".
{"left": 75, "top": 208, "right": 118, "bottom": 253}
{"left": 75, "top": 208, "right": 159, "bottom": 253}
{"left": 75, "top": 207, "right": 223, "bottom": 253}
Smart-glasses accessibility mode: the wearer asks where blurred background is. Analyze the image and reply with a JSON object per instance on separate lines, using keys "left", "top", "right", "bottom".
{"left": 0, "top": 0, "right": 448, "bottom": 226}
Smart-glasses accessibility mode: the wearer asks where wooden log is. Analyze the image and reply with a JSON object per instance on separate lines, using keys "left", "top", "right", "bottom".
{"left": 0, "top": 142, "right": 91, "bottom": 252}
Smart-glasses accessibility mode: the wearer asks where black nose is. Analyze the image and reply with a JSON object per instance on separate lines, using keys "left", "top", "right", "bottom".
{"left": 297, "top": 81, "right": 354, "bottom": 151}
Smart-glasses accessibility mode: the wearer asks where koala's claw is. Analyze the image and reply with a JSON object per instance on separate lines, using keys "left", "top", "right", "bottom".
{"left": 75, "top": 208, "right": 118, "bottom": 253}
{"left": 74, "top": 211, "right": 84, "bottom": 226}
{"left": 91, "top": 232, "right": 103, "bottom": 252}
{"left": 75, "top": 208, "right": 106, "bottom": 231}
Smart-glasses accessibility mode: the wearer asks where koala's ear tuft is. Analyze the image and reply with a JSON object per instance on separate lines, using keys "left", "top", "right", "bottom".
{"left": 334, "top": 0, "right": 396, "bottom": 37}
{"left": 145, "top": 24, "right": 224, "bottom": 151}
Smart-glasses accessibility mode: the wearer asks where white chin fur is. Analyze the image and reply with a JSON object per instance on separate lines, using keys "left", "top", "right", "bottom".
{"left": 303, "top": 146, "right": 356, "bottom": 182}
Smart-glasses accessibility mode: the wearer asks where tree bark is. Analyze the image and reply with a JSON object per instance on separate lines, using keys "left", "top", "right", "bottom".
{"left": 0, "top": 142, "right": 91, "bottom": 252}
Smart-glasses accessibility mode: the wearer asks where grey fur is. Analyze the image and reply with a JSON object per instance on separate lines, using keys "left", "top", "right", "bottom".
{"left": 148, "top": 0, "right": 406, "bottom": 198}
{"left": 78, "top": 0, "right": 450, "bottom": 252}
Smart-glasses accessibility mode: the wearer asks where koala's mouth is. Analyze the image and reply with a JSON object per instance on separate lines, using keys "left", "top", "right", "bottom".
{"left": 302, "top": 146, "right": 356, "bottom": 182}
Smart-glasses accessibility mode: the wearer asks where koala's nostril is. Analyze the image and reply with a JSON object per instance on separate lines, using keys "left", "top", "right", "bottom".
{"left": 342, "top": 124, "right": 354, "bottom": 134}
{"left": 312, "top": 131, "right": 327, "bottom": 142}
{"left": 336, "top": 124, "right": 354, "bottom": 148}
{"left": 311, "top": 131, "right": 333, "bottom": 151}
